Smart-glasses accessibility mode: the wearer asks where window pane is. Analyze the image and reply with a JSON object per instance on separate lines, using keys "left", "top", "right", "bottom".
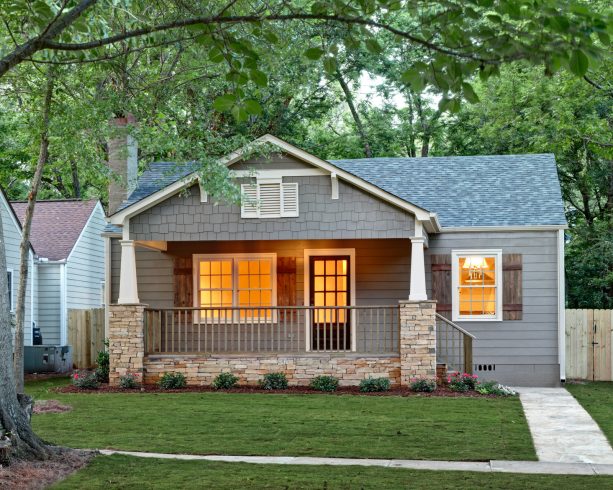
{"left": 314, "top": 260, "right": 325, "bottom": 275}
{"left": 222, "top": 291, "right": 233, "bottom": 306}
{"left": 249, "top": 275, "right": 260, "bottom": 288}
{"left": 260, "top": 275, "right": 271, "bottom": 289}
{"left": 238, "top": 260, "right": 249, "bottom": 275}
{"left": 250, "top": 290, "right": 261, "bottom": 305}
{"left": 211, "top": 291, "right": 221, "bottom": 305}
{"left": 325, "top": 292, "right": 335, "bottom": 306}
{"left": 337, "top": 260, "right": 347, "bottom": 275}
{"left": 314, "top": 277, "right": 325, "bottom": 292}
{"left": 325, "top": 260, "right": 336, "bottom": 275}
{"left": 325, "top": 277, "right": 336, "bottom": 291}
{"left": 222, "top": 275, "right": 232, "bottom": 289}
{"left": 261, "top": 290, "right": 272, "bottom": 305}
{"left": 238, "top": 275, "right": 249, "bottom": 290}
{"left": 211, "top": 261, "right": 221, "bottom": 275}
{"left": 211, "top": 276, "right": 221, "bottom": 289}
{"left": 238, "top": 290, "right": 249, "bottom": 306}
{"left": 337, "top": 292, "right": 347, "bottom": 306}
{"left": 221, "top": 260, "right": 232, "bottom": 275}
{"left": 337, "top": 277, "right": 347, "bottom": 291}
{"left": 199, "top": 261, "right": 210, "bottom": 275}
{"left": 314, "top": 292, "right": 324, "bottom": 306}
{"left": 249, "top": 260, "right": 259, "bottom": 274}
{"left": 200, "top": 291, "right": 211, "bottom": 306}
{"left": 200, "top": 276, "right": 210, "bottom": 289}
{"left": 260, "top": 260, "right": 271, "bottom": 275}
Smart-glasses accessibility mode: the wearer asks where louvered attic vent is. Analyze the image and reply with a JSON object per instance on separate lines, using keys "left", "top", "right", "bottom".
{"left": 241, "top": 181, "right": 299, "bottom": 218}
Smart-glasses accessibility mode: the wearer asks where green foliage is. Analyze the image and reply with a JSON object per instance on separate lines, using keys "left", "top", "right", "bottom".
{"left": 119, "top": 373, "right": 140, "bottom": 389}
{"left": 95, "top": 342, "right": 110, "bottom": 383}
{"left": 72, "top": 371, "right": 99, "bottom": 390}
{"left": 212, "top": 372, "right": 239, "bottom": 390}
{"left": 309, "top": 375, "right": 339, "bottom": 392}
{"left": 447, "top": 372, "right": 479, "bottom": 392}
{"left": 359, "top": 377, "right": 391, "bottom": 393}
{"left": 476, "top": 381, "right": 517, "bottom": 396}
{"left": 158, "top": 372, "right": 187, "bottom": 390}
{"left": 409, "top": 378, "right": 437, "bottom": 393}
{"left": 259, "top": 372, "right": 288, "bottom": 390}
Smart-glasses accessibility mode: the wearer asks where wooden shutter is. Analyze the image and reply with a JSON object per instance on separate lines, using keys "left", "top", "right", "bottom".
{"left": 173, "top": 256, "right": 193, "bottom": 308}
{"left": 281, "top": 183, "right": 299, "bottom": 217}
{"left": 503, "top": 254, "right": 523, "bottom": 320}
{"left": 431, "top": 254, "right": 452, "bottom": 319}
{"left": 277, "top": 257, "right": 297, "bottom": 321}
{"left": 240, "top": 183, "right": 258, "bottom": 218}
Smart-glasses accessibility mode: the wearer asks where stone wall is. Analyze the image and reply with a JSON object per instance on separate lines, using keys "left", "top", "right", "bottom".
{"left": 399, "top": 300, "right": 437, "bottom": 384}
{"left": 144, "top": 355, "right": 401, "bottom": 386}
{"left": 108, "top": 304, "right": 146, "bottom": 386}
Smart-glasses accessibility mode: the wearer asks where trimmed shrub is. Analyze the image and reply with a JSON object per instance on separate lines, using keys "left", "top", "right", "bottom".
{"left": 72, "top": 371, "right": 99, "bottom": 390}
{"left": 95, "top": 340, "right": 110, "bottom": 383}
{"left": 476, "top": 380, "right": 517, "bottom": 396}
{"left": 448, "top": 372, "right": 479, "bottom": 392}
{"left": 359, "top": 377, "right": 391, "bottom": 393}
{"left": 119, "top": 373, "right": 140, "bottom": 389}
{"left": 212, "top": 372, "right": 239, "bottom": 390}
{"left": 259, "top": 372, "right": 288, "bottom": 390}
{"left": 310, "top": 375, "right": 339, "bottom": 392}
{"left": 410, "top": 378, "right": 437, "bottom": 393}
{"left": 158, "top": 372, "right": 187, "bottom": 390}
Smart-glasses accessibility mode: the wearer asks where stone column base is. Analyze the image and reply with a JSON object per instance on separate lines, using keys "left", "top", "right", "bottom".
{"left": 108, "top": 304, "right": 147, "bottom": 386}
{"left": 399, "top": 300, "right": 436, "bottom": 386}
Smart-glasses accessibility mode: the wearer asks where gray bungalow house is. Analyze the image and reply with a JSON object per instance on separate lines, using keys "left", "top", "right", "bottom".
{"left": 104, "top": 134, "right": 567, "bottom": 387}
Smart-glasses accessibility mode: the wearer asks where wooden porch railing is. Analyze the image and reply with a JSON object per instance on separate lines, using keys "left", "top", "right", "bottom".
{"left": 435, "top": 313, "right": 475, "bottom": 374}
{"left": 143, "top": 306, "right": 399, "bottom": 355}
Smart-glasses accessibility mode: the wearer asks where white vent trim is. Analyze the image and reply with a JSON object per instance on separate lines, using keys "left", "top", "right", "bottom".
{"left": 241, "top": 181, "right": 299, "bottom": 218}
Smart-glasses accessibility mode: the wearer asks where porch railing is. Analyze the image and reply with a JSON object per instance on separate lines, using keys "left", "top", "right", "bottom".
{"left": 435, "top": 313, "right": 475, "bottom": 374}
{"left": 144, "top": 306, "right": 399, "bottom": 356}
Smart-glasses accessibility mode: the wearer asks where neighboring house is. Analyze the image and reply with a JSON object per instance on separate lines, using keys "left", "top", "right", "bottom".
{"left": 104, "top": 134, "right": 567, "bottom": 387}
{"left": 11, "top": 199, "right": 106, "bottom": 346}
{"left": 0, "top": 189, "right": 35, "bottom": 341}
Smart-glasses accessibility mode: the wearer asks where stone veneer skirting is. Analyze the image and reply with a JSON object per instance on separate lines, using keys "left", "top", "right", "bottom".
{"left": 109, "top": 300, "right": 436, "bottom": 387}
{"left": 143, "top": 355, "right": 401, "bottom": 386}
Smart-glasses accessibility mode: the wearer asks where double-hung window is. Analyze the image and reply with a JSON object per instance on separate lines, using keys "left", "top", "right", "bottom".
{"left": 452, "top": 250, "right": 502, "bottom": 321}
{"left": 241, "top": 179, "right": 299, "bottom": 218}
{"left": 6, "top": 270, "right": 13, "bottom": 312}
{"left": 194, "top": 254, "right": 276, "bottom": 320}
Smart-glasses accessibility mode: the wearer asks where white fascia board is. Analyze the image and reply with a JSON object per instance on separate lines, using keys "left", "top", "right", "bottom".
{"left": 441, "top": 224, "right": 568, "bottom": 233}
{"left": 109, "top": 134, "right": 440, "bottom": 231}
{"left": 67, "top": 201, "right": 104, "bottom": 262}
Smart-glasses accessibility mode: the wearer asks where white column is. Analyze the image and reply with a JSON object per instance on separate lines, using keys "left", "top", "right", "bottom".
{"left": 118, "top": 240, "right": 140, "bottom": 304}
{"left": 409, "top": 231, "right": 428, "bottom": 301}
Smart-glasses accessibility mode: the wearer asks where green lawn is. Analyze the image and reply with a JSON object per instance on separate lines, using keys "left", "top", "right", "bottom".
{"left": 28, "top": 377, "right": 536, "bottom": 461}
{"left": 567, "top": 382, "right": 613, "bottom": 444}
{"left": 54, "top": 454, "right": 613, "bottom": 489}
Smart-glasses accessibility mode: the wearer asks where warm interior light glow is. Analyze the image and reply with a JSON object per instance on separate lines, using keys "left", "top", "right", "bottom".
{"left": 462, "top": 256, "right": 489, "bottom": 270}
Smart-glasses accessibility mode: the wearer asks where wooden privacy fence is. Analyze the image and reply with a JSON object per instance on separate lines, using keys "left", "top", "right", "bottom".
{"left": 68, "top": 308, "right": 105, "bottom": 369}
{"left": 566, "top": 309, "right": 613, "bottom": 381}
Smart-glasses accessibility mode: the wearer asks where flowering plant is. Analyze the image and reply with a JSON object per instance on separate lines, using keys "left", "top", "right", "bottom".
{"left": 72, "top": 370, "right": 100, "bottom": 389}
{"left": 447, "top": 372, "right": 478, "bottom": 392}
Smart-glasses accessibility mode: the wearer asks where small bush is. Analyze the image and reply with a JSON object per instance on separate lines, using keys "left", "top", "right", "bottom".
{"left": 476, "top": 380, "right": 517, "bottom": 396}
{"left": 310, "top": 375, "right": 339, "bottom": 392}
{"left": 448, "top": 372, "right": 479, "bottom": 392}
{"left": 158, "top": 372, "right": 187, "bottom": 390}
{"left": 119, "top": 373, "right": 140, "bottom": 389}
{"left": 259, "top": 372, "right": 288, "bottom": 390}
{"left": 359, "top": 377, "right": 391, "bottom": 393}
{"left": 410, "top": 378, "right": 437, "bottom": 393}
{"left": 72, "top": 371, "right": 99, "bottom": 390}
{"left": 95, "top": 340, "right": 110, "bottom": 383}
{"left": 212, "top": 372, "right": 239, "bottom": 390}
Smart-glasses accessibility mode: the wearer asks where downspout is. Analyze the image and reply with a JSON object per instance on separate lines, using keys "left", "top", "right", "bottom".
{"left": 60, "top": 262, "right": 67, "bottom": 345}
{"left": 557, "top": 229, "right": 566, "bottom": 383}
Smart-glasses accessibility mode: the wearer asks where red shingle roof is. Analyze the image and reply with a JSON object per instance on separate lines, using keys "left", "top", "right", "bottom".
{"left": 10, "top": 200, "right": 98, "bottom": 261}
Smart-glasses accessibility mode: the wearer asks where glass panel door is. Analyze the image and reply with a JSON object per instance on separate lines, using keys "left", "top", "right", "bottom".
{"left": 310, "top": 256, "right": 350, "bottom": 351}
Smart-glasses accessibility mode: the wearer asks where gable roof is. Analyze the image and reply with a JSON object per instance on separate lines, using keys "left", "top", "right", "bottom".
{"left": 108, "top": 135, "right": 566, "bottom": 231}
{"left": 331, "top": 154, "right": 567, "bottom": 228}
{"left": 11, "top": 199, "right": 99, "bottom": 261}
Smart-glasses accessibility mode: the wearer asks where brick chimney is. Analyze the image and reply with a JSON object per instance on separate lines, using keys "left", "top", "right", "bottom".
{"left": 107, "top": 113, "right": 138, "bottom": 215}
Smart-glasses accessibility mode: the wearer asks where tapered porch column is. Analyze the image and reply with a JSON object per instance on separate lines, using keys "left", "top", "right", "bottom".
{"left": 118, "top": 239, "right": 140, "bottom": 304}
{"left": 409, "top": 226, "right": 428, "bottom": 301}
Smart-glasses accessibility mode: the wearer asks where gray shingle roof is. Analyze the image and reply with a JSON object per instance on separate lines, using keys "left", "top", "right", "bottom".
{"left": 114, "top": 154, "right": 566, "bottom": 229}
{"left": 331, "top": 154, "right": 567, "bottom": 228}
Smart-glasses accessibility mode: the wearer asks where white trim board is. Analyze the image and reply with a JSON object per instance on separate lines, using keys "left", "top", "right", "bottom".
{"left": 441, "top": 225, "right": 568, "bottom": 233}
{"left": 107, "top": 134, "right": 440, "bottom": 233}
{"left": 66, "top": 201, "right": 104, "bottom": 262}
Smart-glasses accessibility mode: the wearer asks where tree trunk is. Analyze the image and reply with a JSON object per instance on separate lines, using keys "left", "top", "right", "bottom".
{"left": 70, "top": 160, "right": 81, "bottom": 198}
{"left": 0, "top": 208, "right": 50, "bottom": 464}
{"left": 335, "top": 69, "right": 373, "bottom": 158}
{"left": 13, "top": 69, "right": 54, "bottom": 392}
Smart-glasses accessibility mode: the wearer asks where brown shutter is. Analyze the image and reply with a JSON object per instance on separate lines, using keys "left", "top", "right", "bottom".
{"left": 502, "top": 254, "right": 522, "bottom": 320}
{"left": 173, "top": 256, "right": 193, "bottom": 308}
{"left": 277, "top": 257, "right": 296, "bottom": 306}
{"left": 431, "top": 254, "right": 451, "bottom": 319}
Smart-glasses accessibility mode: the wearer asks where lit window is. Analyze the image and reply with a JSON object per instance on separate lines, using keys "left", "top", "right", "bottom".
{"left": 452, "top": 251, "right": 502, "bottom": 321}
{"left": 194, "top": 254, "right": 276, "bottom": 320}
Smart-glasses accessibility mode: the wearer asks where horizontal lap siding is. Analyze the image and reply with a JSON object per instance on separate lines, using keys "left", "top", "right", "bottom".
{"left": 67, "top": 206, "right": 105, "bottom": 309}
{"left": 37, "top": 263, "right": 61, "bottom": 345}
{"left": 1, "top": 198, "right": 33, "bottom": 344}
{"left": 426, "top": 230, "right": 560, "bottom": 386}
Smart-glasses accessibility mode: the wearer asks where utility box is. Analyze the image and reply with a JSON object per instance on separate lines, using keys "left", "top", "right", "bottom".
{"left": 24, "top": 346, "right": 72, "bottom": 373}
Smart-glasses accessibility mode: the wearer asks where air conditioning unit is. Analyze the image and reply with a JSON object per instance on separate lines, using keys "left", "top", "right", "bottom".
{"left": 24, "top": 345, "right": 72, "bottom": 373}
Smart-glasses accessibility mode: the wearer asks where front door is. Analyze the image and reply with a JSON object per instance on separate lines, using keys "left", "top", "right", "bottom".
{"left": 310, "top": 256, "right": 351, "bottom": 351}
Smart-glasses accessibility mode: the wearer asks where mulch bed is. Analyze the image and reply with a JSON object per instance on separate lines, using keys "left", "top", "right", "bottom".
{"left": 33, "top": 400, "right": 73, "bottom": 414}
{"left": 0, "top": 448, "right": 93, "bottom": 490}
{"left": 56, "top": 383, "right": 498, "bottom": 398}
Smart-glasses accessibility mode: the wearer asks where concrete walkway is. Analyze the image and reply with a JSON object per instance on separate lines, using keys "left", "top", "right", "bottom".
{"left": 517, "top": 387, "right": 613, "bottom": 465}
{"left": 98, "top": 450, "right": 613, "bottom": 475}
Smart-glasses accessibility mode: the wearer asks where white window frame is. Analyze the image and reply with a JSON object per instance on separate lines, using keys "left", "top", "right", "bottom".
{"left": 451, "top": 250, "right": 502, "bottom": 322}
{"left": 192, "top": 253, "right": 277, "bottom": 322}
{"left": 240, "top": 179, "right": 299, "bottom": 218}
{"left": 6, "top": 269, "right": 13, "bottom": 312}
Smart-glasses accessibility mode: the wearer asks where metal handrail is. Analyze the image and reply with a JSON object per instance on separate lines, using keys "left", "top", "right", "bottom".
{"left": 435, "top": 313, "right": 476, "bottom": 339}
